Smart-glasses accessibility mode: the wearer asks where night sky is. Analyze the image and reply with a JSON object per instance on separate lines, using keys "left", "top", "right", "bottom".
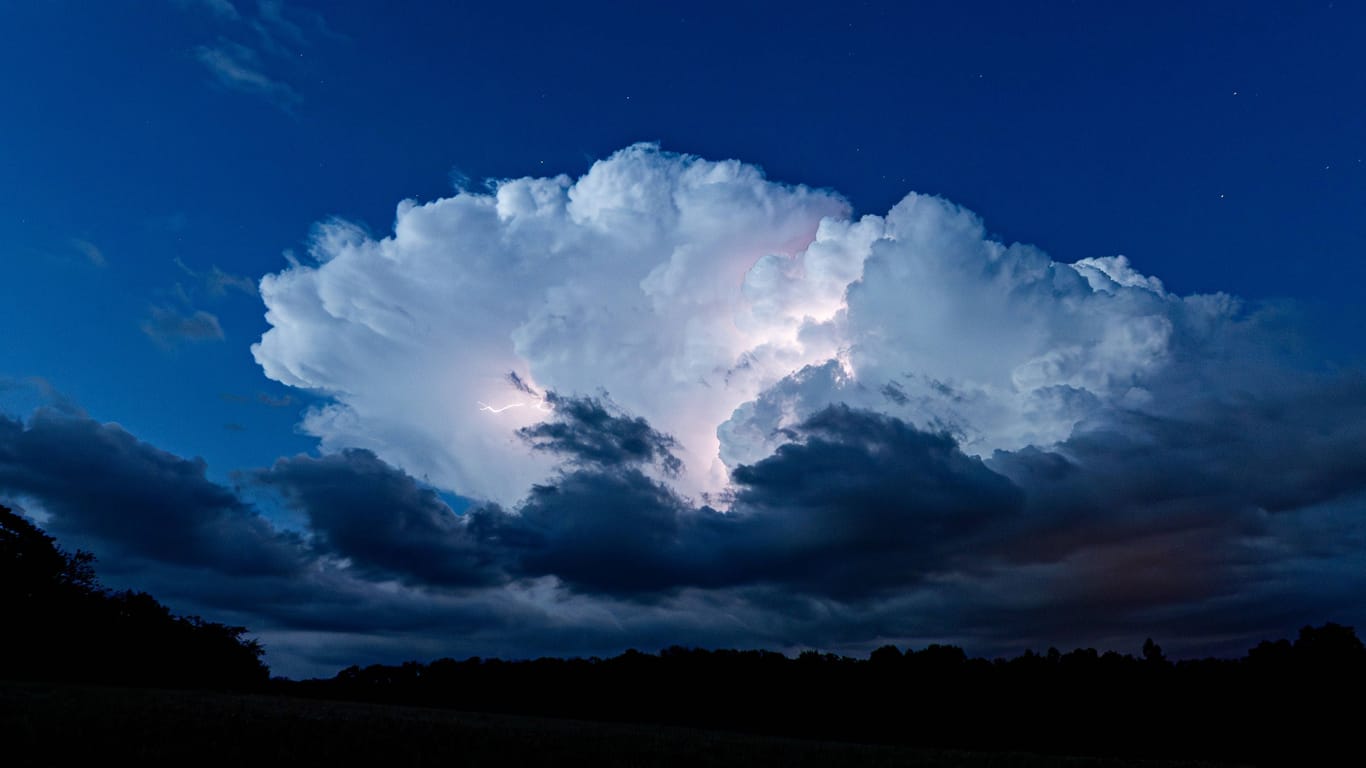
{"left": 3, "top": 1, "right": 1365, "bottom": 678}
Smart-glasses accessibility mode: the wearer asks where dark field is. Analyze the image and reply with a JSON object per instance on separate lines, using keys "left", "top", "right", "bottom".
{"left": 1, "top": 682, "right": 1237, "bottom": 768}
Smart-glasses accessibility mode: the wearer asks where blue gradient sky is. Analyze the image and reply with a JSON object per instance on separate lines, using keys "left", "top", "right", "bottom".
{"left": 5, "top": 2, "right": 1364, "bottom": 475}
{"left": 2, "top": 1, "right": 1365, "bottom": 676}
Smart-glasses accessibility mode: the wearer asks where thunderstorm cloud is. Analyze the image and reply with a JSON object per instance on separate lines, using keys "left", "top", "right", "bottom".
{"left": 254, "top": 144, "right": 1263, "bottom": 510}
{"left": 5, "top": 145, "right": 1365, "bottom": 676}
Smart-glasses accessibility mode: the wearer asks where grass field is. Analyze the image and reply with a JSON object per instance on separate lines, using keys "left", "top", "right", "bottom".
{"left": 1, "top": 682, "right": 1240, "bottom": 767}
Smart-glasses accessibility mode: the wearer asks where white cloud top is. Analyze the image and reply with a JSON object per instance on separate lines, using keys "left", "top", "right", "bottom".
{"left": 254, "top": 144, "right": 1234, "bottom": 504}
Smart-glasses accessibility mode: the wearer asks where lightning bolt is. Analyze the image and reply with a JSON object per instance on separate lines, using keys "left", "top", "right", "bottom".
{"left": 478, "top": 397, "right": 555, "bottom": 414}
{"left": 480, "top": 370, "right": 556, "bottom": 414}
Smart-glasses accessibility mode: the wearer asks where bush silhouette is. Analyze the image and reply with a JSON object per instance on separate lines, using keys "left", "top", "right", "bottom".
{"left": 0, "top": 504, "right": 268, "bottom": 689}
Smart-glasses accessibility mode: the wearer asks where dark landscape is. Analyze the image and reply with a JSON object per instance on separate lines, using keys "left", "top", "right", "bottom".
{"left": 4, "top": 503, "right": 1357, "bottom": 766}
{"left": 3, "top": 683, "right": 1237, "bottom": 768}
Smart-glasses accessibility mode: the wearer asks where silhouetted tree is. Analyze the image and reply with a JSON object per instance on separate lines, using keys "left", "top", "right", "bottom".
{"left": 1142, "top": 637, "right": 1166, "bottom": 664}
{"left": 278, "top": 623, "right": 1366, "bottom": 765}
{"left": 1294, "top": 622, "right": 1366, "bottom": 670}
{"left": 0, "top": 503, "right": 268, "bottom": 689}
{"left": 1, "top": 504, "right": 98, "bottom": 601}
{"left": 868, "top": 644, "right": 902, "bottom": 666}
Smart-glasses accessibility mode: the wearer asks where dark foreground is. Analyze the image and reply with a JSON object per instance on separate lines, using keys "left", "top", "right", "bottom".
{"left": 1, "top": 682, "right": 1234, "bottom": 768}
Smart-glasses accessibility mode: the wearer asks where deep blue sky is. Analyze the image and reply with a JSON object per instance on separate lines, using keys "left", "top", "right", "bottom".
{"left": 5, "top": 1, "right": 1360, "bottom": 459}
{"left": 4, "top": 1, "right": 1364, "bottom": 475}
{"left": 3, "top": 1, "right": 1365, "bottom": 675}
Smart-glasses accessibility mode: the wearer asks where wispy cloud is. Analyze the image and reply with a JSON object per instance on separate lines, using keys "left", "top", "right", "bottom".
{"left": 208, "top": 266, "right": 258, "bottom": 296}
{"left": 142, "top": 305, "right": 226, "bottom": 346}
{"left": 0, "top": 376, "right": 86, "bottom": 417}
{"left": 181, "top": 1, "right": 344, "bottom": 112}
{"left": 174, "top": 256, "right": 258, "bottom": 297}
{"left": 251, "top": 0, "right": 307, "bottom": 54}
{"left": 257, "top": 392, "right": 296, "bottom": 407}
{"left": 218, "top": 391, "right": 297, "bottom": 408}
{"left": 177, "top": 0, "right": 240, "bottom": 21}
{"left": 194, "top": 39, "right": 300, "bottom": 109}
{"left": 69, "top": 238, "right": 105, "bottom": 267}
{"left": 253, "top": 0, "right": 345, "bottom": 49}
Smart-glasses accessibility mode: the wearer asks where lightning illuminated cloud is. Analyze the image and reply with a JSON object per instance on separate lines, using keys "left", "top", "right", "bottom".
{"left": 253, "top": 144, "right": 1239, "bottom": 505}
{"left": 479, "top": 396, "right": 553, "bottom": 414}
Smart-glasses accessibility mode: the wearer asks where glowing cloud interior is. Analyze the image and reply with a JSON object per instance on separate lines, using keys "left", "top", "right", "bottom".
{"left": 253, "top": 144, "right": 1233, "bottom": 505}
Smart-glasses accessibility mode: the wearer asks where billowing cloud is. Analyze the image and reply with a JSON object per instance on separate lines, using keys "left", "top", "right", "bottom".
{"left": 254, "top": 144, "right": 851, "bottom": 504}
{"left": 724, "top": 405, "right": 1023, "bottom": 596}
{"left": 516, "top": 392, "right": 684, "bottom": 476}
{"left": 0, "top": 410, "right": 302, "bottom": 575}
{"left": 257, "top": 449, "right": 498, "bottom": 587}
{"left": 473, "top": 403, "right": 1024, "bottom": 600}
{"left": 718, "top": 196, "right": 1257, "bottom": 469}
{"left": 241, "top": 143, "right": 1366, "bottom": 662}
{"left": 252, "top": 144, "right": 1257, "bottom": 513}
{"left": 11, "top": 145, "right": 1366, "bottom": 676}
{"left": 4, "top": 386, "right": 1365, "bottom": 677}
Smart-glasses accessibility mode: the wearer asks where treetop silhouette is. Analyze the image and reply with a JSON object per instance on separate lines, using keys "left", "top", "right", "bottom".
{"left": 1, "top": 503, "right": 268, "bottom": 689}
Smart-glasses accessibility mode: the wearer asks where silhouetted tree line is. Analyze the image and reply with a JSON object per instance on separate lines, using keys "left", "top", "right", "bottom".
{"left": 285, "top": 626, "right": 1364, "bottom": 764}
{"left": 7, "top": 501, "right": 1363, "bottom": 762}
{"left": 0, "top": 504, "right": 268, "bottom": 689}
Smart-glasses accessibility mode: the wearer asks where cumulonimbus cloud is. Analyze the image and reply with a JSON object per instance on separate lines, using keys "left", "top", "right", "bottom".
{"left": 253, "top": 144, "right": 850, "bottom": 503}
{"left": 253, "top": 143, "right": 1249, "bottom": 508}
{"left": 5, "top": 145, "right": 1364, "bottom": 676}
{"left": 239, "top": 143, "right": 1366, "bottom": 667}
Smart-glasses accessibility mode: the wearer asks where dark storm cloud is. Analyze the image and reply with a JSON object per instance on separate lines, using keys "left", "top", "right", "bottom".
{"left": 486, "top": 386, "right": 1366, "bottom": 647}
{"left": 0, "top": 410, "right": 303, "bottom": 575}
{"left": 927, "top": 372, "right": 1366, "bottom": 653}
{"left": 0, "top": 407, "right": 525, "bottom": 676}
{"left": 724, "top": 405, "right": 1024, "bottom": 596}
{"left": 480, "top": 404, "right": 1023, "bottom": 599}
{"left": 7, "top": 371, "right": 1366, "bottom": 678}
{"left": 517, "top": 394, "right": 684, "bottom": 476}
{"left": 990, "top": 372, "right": 1366, "bottom": 567}
{"left": 279, "top": 381, "right": 1365, "bottom": 663}
{"left": 880, "top": 380, "right": 909, "bottom": 406}
{"left": 506, "top": 371, "right": 539, "bottom": 396}
{"left": 255, "top": 449, "right": 499, "bottom": 587}
{"left": 473, "top": 469, "right": 728, "bottom": 595}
